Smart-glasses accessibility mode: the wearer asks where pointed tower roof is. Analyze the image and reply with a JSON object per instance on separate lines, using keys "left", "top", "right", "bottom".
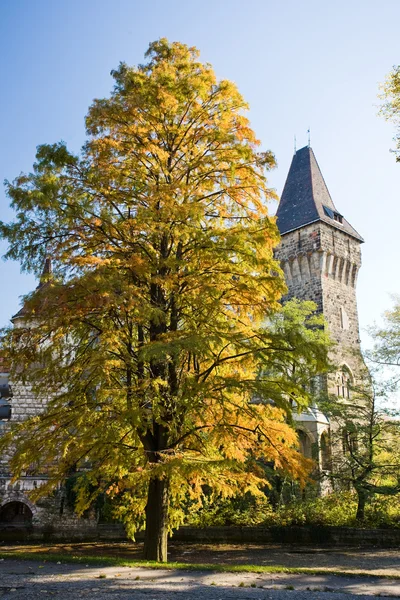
{"left": 37, "top": 257, "right": 52, "bottom": 288}
{"left": 11, "top": 257, "right": 53, "bottom": 322}
{"left": 276, "top": 146, "right": 363, "bottom": 242}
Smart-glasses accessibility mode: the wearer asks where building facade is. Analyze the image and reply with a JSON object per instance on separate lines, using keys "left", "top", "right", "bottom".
{"left": 0, "top": 263, "right": 100, "bottom": 537}
{"left": 275, "top": 145, "right": 366, "bottom": 470}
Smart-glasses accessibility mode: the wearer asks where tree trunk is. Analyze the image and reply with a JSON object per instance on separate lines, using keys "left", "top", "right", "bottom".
{"left": 143, "top": 476, "right": 170, "bottom": 562}
{"left": 356, "top": 487, "right": 367, "bottom": 521}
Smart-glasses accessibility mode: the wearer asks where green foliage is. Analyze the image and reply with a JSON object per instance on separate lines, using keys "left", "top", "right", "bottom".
{"left": 380, "top": 67, "right": 400, "bottom": 160}
{"left": 316, "top": 366, "right": 400, "bottom": 522}
{"left": 272, "top": 492, "right": 400, "bottom": 529}
{"left": 368, "top": 297, "right": 400, "bottom": 391}
{"left": 268, "top": 492, "right": 358, "bottom": 527}
{"left": 185, "top": 490, "right": 400, "bottom": 529}
{"left": 186, "top": 492, "right": 273, "bottom": 527}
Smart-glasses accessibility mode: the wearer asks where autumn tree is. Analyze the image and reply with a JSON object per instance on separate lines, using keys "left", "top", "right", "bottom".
{"left": 0, "top": 40, "right": 330, "bottom": 561}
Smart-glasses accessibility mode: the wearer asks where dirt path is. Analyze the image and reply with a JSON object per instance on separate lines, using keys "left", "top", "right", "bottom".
{"left": 2, "top": 542, "right": 400, "bottom": 577}
{"left": 1, "top": 558, "right": 400, "bottom": 599}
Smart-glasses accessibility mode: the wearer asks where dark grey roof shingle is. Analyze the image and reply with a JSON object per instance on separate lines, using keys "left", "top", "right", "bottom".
{"left": 276, "top": 146, "right": 363, "bottom": 242}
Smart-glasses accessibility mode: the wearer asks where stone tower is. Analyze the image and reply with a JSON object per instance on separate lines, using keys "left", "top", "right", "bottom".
{"left": 274, "top": 146, "right": 365, "bottom": 466}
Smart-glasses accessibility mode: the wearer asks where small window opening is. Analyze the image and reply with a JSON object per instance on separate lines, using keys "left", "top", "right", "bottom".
{"left": 323, "top": 205, "right": 344, "bottom": 224}
{"left": 323, "top": 206, "right": 334, "bottom": 219}
{"left": 0, "top": 399, "right": 11, "bottom": 420}
{"left": 0, "top": 376, "right": 12, "bottom": 421}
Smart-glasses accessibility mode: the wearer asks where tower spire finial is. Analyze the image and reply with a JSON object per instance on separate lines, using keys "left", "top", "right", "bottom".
{"left": 42, "top": 256, "right": 52, "bottom": 276}
{"left": 294, "top": 134, "right": 297, "bottom": 155}
{"left": 307, "top": 127, "right": 311, "bottom": 147}
{"left": 38, "top": 256, "right": 53, "bottom": 288}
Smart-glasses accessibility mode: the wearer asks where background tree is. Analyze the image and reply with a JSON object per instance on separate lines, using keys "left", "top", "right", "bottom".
{"left": 320, "top": 375, "right": 400, "bottom": 521}
{"left": 380, "top": 66, "right": 400, "bottom": 160}
{"left": 369, "top": 298, "right": 400, "bottom": 389}
{"left": 0, "top": 40, "right": 330, "bottom": 562}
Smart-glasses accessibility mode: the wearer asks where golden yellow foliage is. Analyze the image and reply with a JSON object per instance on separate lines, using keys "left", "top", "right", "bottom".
{"left": 0, "top": 40, "right": 330, "bottom": 561}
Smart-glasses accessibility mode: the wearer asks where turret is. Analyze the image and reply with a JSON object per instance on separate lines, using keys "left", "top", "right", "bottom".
{"left": 275, "top": 146, "right": 366, "bottom": 472}
{"left": 275, "top": 146, "right": 364, "bottom": 362}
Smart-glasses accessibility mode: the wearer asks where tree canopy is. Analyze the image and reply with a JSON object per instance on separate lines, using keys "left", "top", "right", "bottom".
{"left": 380, "top": 65, "right": 400, "bottom": 160}
{"left": 0, "top": 39, "right": 330, "bottom": 561}
{"left": 369, "top": 299, "right": 400, "bottom": 385}
{"left": 321, "top": 373, "right": 400, "bottom": 521}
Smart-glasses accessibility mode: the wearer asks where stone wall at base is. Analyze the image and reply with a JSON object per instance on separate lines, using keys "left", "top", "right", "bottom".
{"left": 170, "top": 525, "right": 400, "bottom": 547}
{"left": 1, "top": 523, "right": 399, "bottom": 547}
{"left": 0, "top": 476, "right": 100, "bottom": 540}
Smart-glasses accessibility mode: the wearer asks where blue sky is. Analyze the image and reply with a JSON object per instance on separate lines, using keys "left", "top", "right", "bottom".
{"left": 1, "top": 0, "right": 399, "bottom": 349}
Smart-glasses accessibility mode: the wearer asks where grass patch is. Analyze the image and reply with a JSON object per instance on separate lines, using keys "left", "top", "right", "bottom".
{"left": 0, "top": 550, "right": 398, "bottom": 580}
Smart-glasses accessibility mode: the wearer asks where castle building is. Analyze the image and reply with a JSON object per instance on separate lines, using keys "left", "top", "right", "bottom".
{"left": 275, "top": 145, "right": 365, "bottom": 469}
{"left": 0, "top": 261, "right": 86, "bottom": 535}
{"left": 0, "top": 145, "right": 366, "bottom": 531}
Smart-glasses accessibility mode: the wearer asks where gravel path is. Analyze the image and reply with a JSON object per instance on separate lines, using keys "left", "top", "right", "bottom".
{"left": 0, "top": 559, "right": 400, "bottom": 599}
{"left": 2, "top": 543, "right": 400, "bottom": 577}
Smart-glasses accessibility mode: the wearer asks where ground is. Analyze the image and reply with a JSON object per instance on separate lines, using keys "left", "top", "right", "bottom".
{"left": 0, "top": 543, "right": 399, "bottom": 599}
{"left": 1, "top": 542, "right": 400, "bottom": 576}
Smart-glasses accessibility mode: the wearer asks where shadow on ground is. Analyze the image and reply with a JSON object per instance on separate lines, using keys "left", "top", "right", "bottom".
{"left": 1, "top": 559, "right": 400, "bottom": 599}
{"left": 1, "top": 542, "right": 400, "bottom": 575}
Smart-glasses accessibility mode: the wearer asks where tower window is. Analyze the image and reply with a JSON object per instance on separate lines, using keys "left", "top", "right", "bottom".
{"left": 0, "top": 399, "right": 11, "bottom": 420}
{"left": 0, "top": 376, "right": 12, "bottom": 420}
{"left": 323, "top": 205, "right": 344, "bottom": 224}
{"left": 336, "top": 367, "right": 352, "bottom": 398}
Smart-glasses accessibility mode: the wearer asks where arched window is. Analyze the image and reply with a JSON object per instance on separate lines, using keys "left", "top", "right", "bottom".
{"left": 0, "top": 502, "right": 33, "bottom": 526}
{"left": 297, "top": 430, "right": 312, "bottom": 459}
{"left": 336, "top": 366, "right": 352, "bottom": 399}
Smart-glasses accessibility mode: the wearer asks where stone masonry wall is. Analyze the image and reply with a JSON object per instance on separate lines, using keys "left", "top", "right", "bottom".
{"left": 275, "top": 220, "right": 367, "bottom": 477}
{"left": 0, "top": 381, "right": 50, "bottom": 474}
{"left": 0, "top": 378, "right": 76, "bottom": 531}
{"left": 275, "top": 221, "right": 365, "bottom": 385}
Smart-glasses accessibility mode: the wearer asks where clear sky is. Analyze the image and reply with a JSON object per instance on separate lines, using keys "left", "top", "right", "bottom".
{"left": 1, "top": 0, "right": 399, "bottom": 350}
